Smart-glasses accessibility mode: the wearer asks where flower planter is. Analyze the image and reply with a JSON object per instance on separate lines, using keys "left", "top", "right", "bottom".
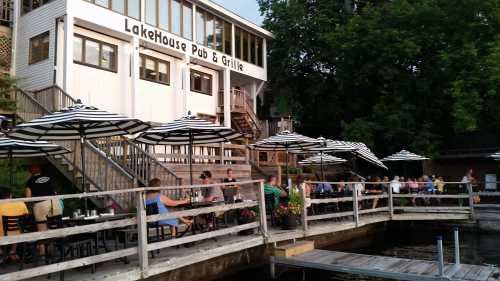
{"left": 280, "top": 214, "right": 298, "bottom": 230}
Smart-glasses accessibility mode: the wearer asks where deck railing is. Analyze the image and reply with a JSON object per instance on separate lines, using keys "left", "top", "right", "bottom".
{"left": 300, "top": 181, "right": 475, "bottom": 232}
{"left": 0, "top": 179, "right": 497, "bottom": 280}
{"left": 0, "top": 180, "right": 266, "bottom": 281}
{"left": 147, "top": 142, "right": 249, "bottom": 165}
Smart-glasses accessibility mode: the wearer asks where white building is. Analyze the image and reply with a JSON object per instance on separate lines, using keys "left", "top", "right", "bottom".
{"left": 11, "top": 0, "right": 271, "bottom": 136}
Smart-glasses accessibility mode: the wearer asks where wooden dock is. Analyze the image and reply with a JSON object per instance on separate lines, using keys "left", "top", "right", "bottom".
{"left": 272, "top": 249, "right": 500, "bottom": 281}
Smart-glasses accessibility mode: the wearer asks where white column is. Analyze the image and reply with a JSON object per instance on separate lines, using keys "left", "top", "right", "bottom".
{"left": 231, "top": 23, "right": 236, "bottom": 57}
{"left": 251, "top": 81, "right": 257, "bottom": 113}
{"left": 223, "top": 68, "right": 231, "bottom": 127}
{"left": 263, "top": 39, "right": 268, "bottom": 81}
{"left": 10, "top": 0, "right": 21, "bottom": 76}
{"left": 130, "top": 37, "right": 140, "bottom": 118}
{"left": 182, "top": 56, "right": 190, "bottom": 116}
{"left": 192, "top": 4, "right": 197, "bottom": 44}
{"left": 63, "top": 14, "right": 74, "bottom": 94}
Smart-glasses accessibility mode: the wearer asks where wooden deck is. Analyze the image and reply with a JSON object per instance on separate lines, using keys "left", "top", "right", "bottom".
{"left": 272, "top": 249, "right": 500, "bottom": 281}
{"left": 0, "top": 180, "right": 489, "bottom": 281}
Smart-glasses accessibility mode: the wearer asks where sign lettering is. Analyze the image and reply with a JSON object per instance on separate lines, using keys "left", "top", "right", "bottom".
{"left": 125, "top": 19, "right": 243, "bottom": 72}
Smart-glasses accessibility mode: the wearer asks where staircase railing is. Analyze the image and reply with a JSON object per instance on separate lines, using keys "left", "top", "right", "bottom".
{"left": 218, "top": 89, "right": 262, "bottom": 136}
{"left": 93, "top": 137, "right": 183, "bottom": 191}
{"left": 32, "top": 85, "right": 77, "bottom": 111}
{"left": 29, "top": 85, "right": 182, "bottom": 190}
{"left": 14, "top": 87, "right": 137, "bottom": 209}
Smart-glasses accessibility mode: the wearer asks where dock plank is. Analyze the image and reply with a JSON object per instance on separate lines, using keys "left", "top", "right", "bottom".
{"left": 274, "top": 249, "right": 496, "bottom": 281}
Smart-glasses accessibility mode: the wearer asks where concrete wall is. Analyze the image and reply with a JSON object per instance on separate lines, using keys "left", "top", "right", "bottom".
{"left": 144, "top": 223, "right": 387, "bottom": 281}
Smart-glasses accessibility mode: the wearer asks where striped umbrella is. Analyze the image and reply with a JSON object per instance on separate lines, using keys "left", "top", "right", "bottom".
{"left": 298, "top": 153, "right": 347, "bottom": 180}
{"left": 135, "top": 115, "right": 242, "bottom": 184}
{"left": 249, "top": 131, "right": 321, "bottom": 183}
{"left": 0, "top": 137, "right": 70, "bottom": 184}
{"left": 489, "top": 151, "right": 500, "bottom": 161}
{"left": 9, "top": 101, "right": 149, "bottom": 210}
{"left": 382, "top": 150, "right": 429, "bottom": 162}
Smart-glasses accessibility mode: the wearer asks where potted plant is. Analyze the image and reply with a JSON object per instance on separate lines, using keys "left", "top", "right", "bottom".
{"left": 275, "top": 189, "right": 304, "bottom": 230}
{"left": 237, "top": 207, "right": 257, "bottom": 235}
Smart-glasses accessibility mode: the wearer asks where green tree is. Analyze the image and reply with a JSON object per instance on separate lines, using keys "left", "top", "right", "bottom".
{"left": 259, "top": 0, "right": 500, "bottom": 156}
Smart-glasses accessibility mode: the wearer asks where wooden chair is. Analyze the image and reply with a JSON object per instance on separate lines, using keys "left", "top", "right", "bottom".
{"left": 2, "top": 215, "right": 42, "bottom": 270}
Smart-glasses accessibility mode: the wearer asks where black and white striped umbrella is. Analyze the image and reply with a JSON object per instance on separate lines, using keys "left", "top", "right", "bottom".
{"left": 9, "top": 102, "right": 149, "bottom": 210}
{"left": 0, "top": 137, "right": 70, "bottom": 184}
{"left": 298, "top": 153, "right": 347, "bottom": 180}
{"left": 347, "top": 141, "right": 387, "bottom": 169}
{"left": 310, "top": 137, "right": 357, "bottom": 153}
{"left": 135, "top": 115, "right": 242, "bottom": 184}
{"left": 299, "top": 153, "right": 347, "bottom": 165}
{"left": 135, "top": 115, "right": 241, "bottom": 145}
{"left": 489, "top": 151, "right": 500, "bottom": 161}
{"left": 0, "top": 137, "right": 70, "bottom": 158}
{"left": 249, "top": 131, "right": 321, "bottom": 151}
{"left": 9, "top": 103, "right": 150, "bottom": 140}
{"left": 249, "top": 131, "right": 321, "bottom": 183}
{"left": 382, "top": 150, "right": 429, "bottom": 162}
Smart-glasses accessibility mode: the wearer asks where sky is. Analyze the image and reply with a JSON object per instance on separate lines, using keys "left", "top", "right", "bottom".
{"left": 211, "top": 0, "right": 264, "bottom": 26}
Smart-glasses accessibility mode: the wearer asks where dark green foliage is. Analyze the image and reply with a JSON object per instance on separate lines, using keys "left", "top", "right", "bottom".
{"left": 0, "top": 75, "right": 16, "bottom": 111}
{"left": 259, "top": 0, "right": 500, "bottom": 156}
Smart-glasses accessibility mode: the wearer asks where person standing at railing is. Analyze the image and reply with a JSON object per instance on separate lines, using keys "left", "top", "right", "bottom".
{"left": 24, "top": 165, "right": 61, "bottom": 232}
{"left": 222, "top": 168, "right": 239, "bottom": 203}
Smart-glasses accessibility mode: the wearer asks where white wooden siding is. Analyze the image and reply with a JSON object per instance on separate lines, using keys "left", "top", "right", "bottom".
{"left": 15, "top": 0, "right": 66, "bottom": 91}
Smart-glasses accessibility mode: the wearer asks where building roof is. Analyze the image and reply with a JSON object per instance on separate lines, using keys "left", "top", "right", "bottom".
{"left": 195, "top": 0, "right": 274, "bottom": 39}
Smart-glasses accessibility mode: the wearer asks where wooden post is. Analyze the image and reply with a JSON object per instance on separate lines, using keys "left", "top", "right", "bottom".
{"left": 258, "top": 180, "right": 268, "bottom": 238}
{"left": 270, "top": 256, "right": 276, "bottom": 280}
{"left": 219, "top": 143, "right": 224, "bottom": 164}
{"left": 300, "top": 183, "right": 308, "bottom": 232}
{"left": 388, "top": 184, "right": 394, "bottom": 219}
{"left": 136, "top": 191, "right": 149, "bottom": 278}
{"left": 352, "top": 186, "right": 359, "bottom": 227}
{"left": 467, "top": 184, "right": 475, "bottom": 220}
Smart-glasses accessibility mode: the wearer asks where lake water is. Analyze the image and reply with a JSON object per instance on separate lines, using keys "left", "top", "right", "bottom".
{"left": 217, "top": 225, "right": 500, "bottom": 281}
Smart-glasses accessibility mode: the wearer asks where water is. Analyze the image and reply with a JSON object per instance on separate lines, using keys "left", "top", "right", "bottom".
{"left": 217, "top": 226, "right": 500, "bottom": 281}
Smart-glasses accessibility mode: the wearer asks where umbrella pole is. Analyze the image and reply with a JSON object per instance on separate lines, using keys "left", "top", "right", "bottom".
{"left": 321, "top": 152, "right": 324, "bottom": 181}
{"left": 189, "top": 132, "right": 193, "bottom": 185}
{"left": 285, "top": 150, "right": 289, "bottom": 188}
{"left": 80, "top": 136, "right": 88, "bottom": 212}
{"left": 9, "top": 152, "right": 13, "bottom": 186}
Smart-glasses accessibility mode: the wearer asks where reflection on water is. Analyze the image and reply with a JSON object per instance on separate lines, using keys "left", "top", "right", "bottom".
{"left": 217, "top": 226, "right": 500, "bottom": 281}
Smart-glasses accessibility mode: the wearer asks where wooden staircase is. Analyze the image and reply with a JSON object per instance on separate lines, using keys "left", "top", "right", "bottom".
{"left": 13, "top": 85, "right": 182, "bottom": 208}
{"left": 217, "top": 89, "right": 262, "bottom": 139}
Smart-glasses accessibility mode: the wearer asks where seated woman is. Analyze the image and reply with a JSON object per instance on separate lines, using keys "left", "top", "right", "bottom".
{"left": 145, "top": 178, "right": 192, "bottom": 237}
{"left": 0, "top": 187, "right": 29, "bottom": 262}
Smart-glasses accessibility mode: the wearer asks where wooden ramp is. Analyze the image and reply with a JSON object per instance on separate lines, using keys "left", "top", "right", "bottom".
{"left": 272, "top": 249, "right": 500, "bottom": 281}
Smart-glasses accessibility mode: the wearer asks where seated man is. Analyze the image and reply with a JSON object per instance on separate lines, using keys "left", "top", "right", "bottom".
{"left": 0, "top": 187, "right": 29, "bottom": 262}
{"left": 314, "top": 182, "right": 334, "bottom": 193}
{"left": 264, "top": 175, "right": 287, "bottom": 208}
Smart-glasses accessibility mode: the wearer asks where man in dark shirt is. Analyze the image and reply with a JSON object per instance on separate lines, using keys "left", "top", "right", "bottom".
{"left": 25, "top": 165, "right": 61, "bottom": 231}
{"left": 222, "top": 168, "right": 239, "bottom": 202}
